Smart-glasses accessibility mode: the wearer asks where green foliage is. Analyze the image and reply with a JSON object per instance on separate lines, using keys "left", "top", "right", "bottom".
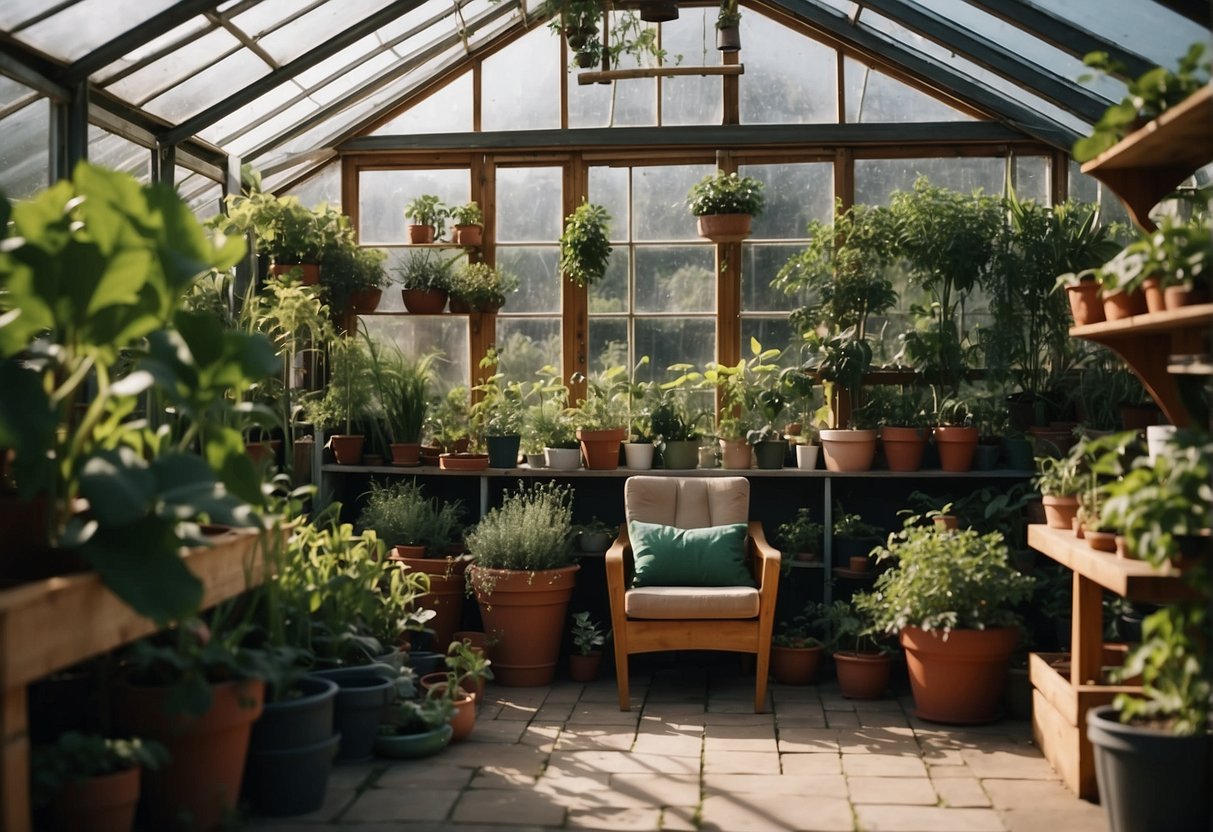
{"left": 814, "top": 599, "right": 891, "bottom": 655}
{"left": 449, "top": 262, "right": 518, "bottom": 311}
{"left": 560, "top": 201, "right": 613, "bottom": 288}
{"left": 357, "top": 480, "right": 463, "bottom": 551}
{"left": 32, "top": 732, "right": 169, "bottom": 808}
{"left": 832, "top": 507, "right": 882, "bottom": 540}
{"left": 1094, "top": 215, "right": 1211, "bottom": 294}
{"left": 773, "top": 601, "right": 824, "bottom": 648}
{"left": 445, "top": 637, "right": 494, "bottom": 691}
{"left": 393, "top": 250, "right": 458, "bottom": 292}
{"left": 366, "top": 339, "right": 434, "bottom": 444}
{"left": 449, "top": 201, "right": 483, "bottom": 226}
{"left": 466, "top": 481, "right": 576, "bottom": 572}
{"left": 716, "top": 0, "right": 741, "bottom": 28}
{"left": 1032, "top": 451, "right": 1082, "bottom": 497}
{"left": 1074, "top": 43, "right": 1210, "bottom": 162}
{"left": 858, "top": 523, "right": 1035, "bottom": 636}
{"left": 403, "top": 194, "right": 448, "bottom": 237}
{"left": 383, "top": 696, "right": 454, "bottom": 735}
{"left": 686, "top": 171, "right": 766, "bottom": 217}
{"left": 218, "top": 185, "right": 352, "bottom": 265}
{"left": 570, "top": 611, "right": 606, "bottom": 655}
{"left": 322, "top": 245, "right": 388, "bottom": 310}
{"left": 775, "top": 508, "right": 823, "bottom": 556}
{"left": 471, "top": 347, "right": 527, "bottom": 437}
{"left": 1112, "top": 603, "right": 1209, "bottom": 736}
{"left": 701, "top": 338, "right": 783, "bottom": 440}
{"left": 572, "top": 363, "right": 630, "bottom": 430}
{"left": 865, "top": 385, "right": 932, "bottom": 428}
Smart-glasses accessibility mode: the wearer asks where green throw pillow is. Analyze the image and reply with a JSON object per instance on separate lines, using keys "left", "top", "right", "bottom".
{"left": 629, "top": 520, "right": 754, "bottom": 588}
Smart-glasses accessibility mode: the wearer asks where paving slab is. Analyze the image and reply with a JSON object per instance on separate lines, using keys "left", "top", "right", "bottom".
{"left": 982, "top": 778, "right": 1091, "bottom": 811}
{"left": 704, "top": 773, "right": 846, "bottom": 797}
{"left": 841, "top": 752, "right": 929, "bottom": 778}
{"left": 610, "top": 772, "right": 701, "bottom": 807}
{"left": 700, "top": 794, "right": 853, "bottom": 831}
{"left": 847, "top": 775, "right": 937, "bottom": 805}
{"left": 702, "top": 749, "right": 782, "bottom": 774}
{"left": 450, "top": 788, "right": 568, "bottom": 826}
{"left": 931, "top": 775, "right": 992, "bottom": 808}
{"left": 781, "top": 752, "right": 843, "bottom": 775}
{"left": 341, "top": 787, "right": 462, "bottom": 823}
{"left": 568, "top": 806, "right": 665, "bottom": 829}
{"left": 855, "top": 805, "right": 1007, "bottom": 831}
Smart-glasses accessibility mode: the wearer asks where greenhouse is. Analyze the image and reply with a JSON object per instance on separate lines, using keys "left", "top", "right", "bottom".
{"left": 0, "top": 1, "right": 1210, "bottom": 830}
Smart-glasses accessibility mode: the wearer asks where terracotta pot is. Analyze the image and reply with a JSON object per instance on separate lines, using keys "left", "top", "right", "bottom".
{"left": 1101, "top": 288, "right": 1146, "bottom": 320}
{"left": 407, "top": 224, "right": 435, "bottom": 244}
{"left": 112, "top": 678, "right": 265, "bottom": 831}
{"left": 934, "top": 426, "right": 978, "bottom": 472}
{"left": 245, "top": 439, "right": 281, "bottom": 468}
{"left": 770, "top": 644, "right": 824, "bottom": 685}
{"left": 1041, "top": 495, "right": 1079, "bottom": 529}
{"left": 835, "top": 652, "right": 891, "bottom": 700}
{"left": 49, "top": 765, "right": 141, "bottom": 832}
{"left": 1027, "top": 425, "right": 1074, "bottom": 457}
{"left": 419, "top": 445, "right": 442, "bottom": 465}
{"left": 932, "top": 515, "right": 959, "bottom": 531}
{"left": 696, "top": 213, "right": 751, "bottom": 242}
{"left": 392, "top": 555, "right": 470, "bottom": 648}
{"left": 819, "top": 429, "right": 878, "bottom": 472}
{"left": 577, "top": 427, "right": 626, "bottom": 470}
{"left": 899, "top": 626, "right": 1018, "bottom": 724}
{"left": 401, "top": 288, "right": 448, "bottom": 314}
{"left": 348, "top": 287, "right": 383, "bottom": 315}
{"left": 449, "top": 296, "right": 471, "bottom": 313}
{"left": 390, "top": 442, "right": 421, "bottom": 466}
{"left": 1164, "top": 284, "right": 1211, "bottom": 309}
{"left": 426, "top": 682, "right": 476, "bottom": 741}
{"left": 1085, "top": 529, "right": 1117, "bottom": 552}
{"left": 568, "top": 651, "right": 602, "bottom": 683}
{"left": 1142, "top": 276, "right": 1166, "bottom": 313}
{"left": 1065, "top": 280, "right": 1104, "bottom": 326}
{"left": 453, "top": 224, "right": 482, "bottom": 246}
{"left": 879, "top": 426, "right": 926, "bottom": 472}
{"left": 719, "top": 438, "right": 753, "bottom": 470}
{"left": 468, "top": 565, "right": 580, "bottom": 686}
{"left": 848, "top": 556, "right": 870, "bottom": 573}
{"left": 439, "top": 452, "right": 489, "bottom": 471}
{"left": 1120, "top": 403, "right": 1161, "bottom": 430}
{"left": 269, "top": 263, "right": 320, "bottom": 285}
{"left": 328, "top": 434, "right": 364, "bottom": 466}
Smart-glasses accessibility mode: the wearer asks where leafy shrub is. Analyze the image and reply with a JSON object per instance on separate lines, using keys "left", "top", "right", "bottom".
{"left": 466, "top": 482, "right": 575, "bottom": 572}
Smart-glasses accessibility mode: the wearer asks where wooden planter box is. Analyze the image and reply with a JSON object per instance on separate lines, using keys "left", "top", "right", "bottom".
{"left": 0, "top": 527, "right": 268, "bottom": 832}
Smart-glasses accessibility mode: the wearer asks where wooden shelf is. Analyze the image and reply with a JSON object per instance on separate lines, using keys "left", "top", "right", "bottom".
{"left": 321, "top": 463, "right": 1031, "bottom": 479}
{"left": 1080, "top": 84, "right": 1213, "bottom": 230}
{"left": 1068, "top": 304, "right": 1213, "bottom": 427}
{"left": 1027, "top": 525, "right": 1192, "bottom": 602}
{"left": 577, "top": 64, "right": 743, "bottom": 85}
{"left": 1167, "top": 353, "right": 1213, "bottom": 375}
{"left": 404, "top": 242, "right": 477, "bottom": 250}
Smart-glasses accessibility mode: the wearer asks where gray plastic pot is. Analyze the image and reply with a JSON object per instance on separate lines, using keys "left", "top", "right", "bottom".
{"left": 309, "top": 670, "right": 395, "bottom": 763}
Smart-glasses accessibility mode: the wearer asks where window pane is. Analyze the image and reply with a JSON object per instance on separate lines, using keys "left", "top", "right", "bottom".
{"left": 105, "top": 28, "right": 240, "bottom": 106}
{"left": 88, "top": 125, "right": 150, "bottom": 182}
{"left": 0, "top": 98, "right": 49, "bottom": 200}
{"left": 496, "top": 246, "right": 560, "bottom": 314}
{"left": 843, "top": 57, "right": 974, "bottom": 123}
{"left": 740, "top": 162, "right": 833, "bottom": 239}
{"left": 588, "top": 318, "right": 629, "bottom": 377}
{"left": 589, "top": 166, "right": 630, "bottom": 241}
{"left": 634, "top": 164, "right": 714, "bottom": 241}
{"left": 569, "top": 74, "right": 657, "bottom": 128}
{"left": 17, "top": 0, "right": 181, "bottom": 62}
{"left": 496, "top": 167, "right": 562, "bottom": 242}
{"left": 358, "top": 169, "right": 469, "bottom": 244}
{"left": 482, "top": 26, "right": 560, "bottom": 131}
{"left": 634, "top": 318, "right": 715, "bottom": 382}
{"left": 362, "top": 315, "right": 470, "bottom": 397}
{"left": 589, "top": 249, "right": 629, "bottom": 314}
{"left": 854, "top": 157, "right": 1005, "bottom": 205}
{"left": 635, "top": 246, "right": 715, "bottom": 314}
{"left": 371, "top": 74, "right": 473, "bottom": 135}
{"left": 495, "top": 319, "right": 562, "bottom": 386}
{"left": 1012, "top": 156, "right": 1049, "bottom": 205}
{"left": 742, "top": 318, "right": 797, "bottom": 365}
{"left": 660, "top": 7, "right": 722, "bottom": 126}
{"left": 740, "top": 11, "right": 837, "bottom": 125}
{"left": 742, "top": 243, "right": 805, "bottom": 312}
{"left": 141, "top": 49, "right": 271, "bottom": 122}
{"left": 1068, "top": 162, "right": 1131, "bottom": 228}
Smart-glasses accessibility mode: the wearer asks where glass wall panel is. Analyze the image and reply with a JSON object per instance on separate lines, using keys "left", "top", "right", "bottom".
{"left": 742, "top": 318, "right": 796, "bottom": 367}
{"left": 588, "top": 317, "right": 629, "bottom": 375}
{"left": 482, "top": 26, "right": 560, "bottom": 131}
{"left": 1068, "top": 162, "right": 1131, "bottom": 228}
{"left": 660, "top": 7, "right": 722, "bottom": 126}
{"left": 362, "top": 315, "right": 470, "bottom": 397}
{"left": 1012, "top": 155, "right": 1050, "bottom": 205}
{"left": 569, "top": 74, "right": 657, "bottom": 128}
{"left": 854, "top": 157, "right": 1006, "bottom": 205}
{"left": 742, "top": 243, "right": 803, "bottom": 313}
{"left": 634, "top": 318, "right": 715, "bottom": 383}
{"left": 1033, "top": 0, "right": 1208, "bottom": 70}
{"left": 634, "top": 247, "right": 715, "bottom": 314}
{"left": 285, "top": 161, "right": 343, "bottom": 210}
{"left": 634, "top": 164, "right": 714, "bottom": 241}
{"left": 358, "top": 168, "right": 469, "bottom": 244}
{"left": 371, "top": 74, "right": 473, "bottom": 135}
{"left": 742, "top": 162, "right": 833, "bottom": 239}
{"left": 496, "top": 167, "right": 562, "bottom": 241}
{"left": 495, "top": 318, "right": 562, "bottom": 385}
{"left": 0, "top": 98, "right": 49, "bottom": 200}
{"left": 589, "top": 250, "right": 629, "bottom": 314}
{"left": 843, "top": 58, "right": 974, "bottom": 123}
{"left": 740, "top": 11, "right": 837, "bottom": 125}
{"left": 496, "top": 247, "right": 561, "bottom": 314}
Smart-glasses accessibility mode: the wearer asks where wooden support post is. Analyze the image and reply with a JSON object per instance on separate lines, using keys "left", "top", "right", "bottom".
{"left": 1, "top": 686, "right": 30, "bottom": 832}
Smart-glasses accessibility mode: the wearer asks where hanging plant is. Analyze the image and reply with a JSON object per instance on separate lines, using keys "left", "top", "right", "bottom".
{"left": 559, "top": 201, "right": 613, "bottom": 287}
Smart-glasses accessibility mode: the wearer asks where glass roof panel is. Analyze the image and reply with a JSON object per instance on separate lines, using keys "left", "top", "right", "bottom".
{"left": 225, "top": 99, "right": 321, "bottom": 157}
{"left": 87, "top": 124, "right": 150, "bottom": 182}
{"left": 103, "top": 28, "right": 242, "bottom": 106}
{"left": 16, "top": 0, "right": 181, "bottom": 62}
{"left": 293, "top": 36, "right": 399, "bottom": 104}
{"left": 482, "top": 24, "right": 560, "bottom": 131}
{"left": 844, "top": 57, "right": 975, "bottom": 123}
{"left": 740, "top": 9, "right": 837, "bottom": 124}
{"left": 370, "top": 73, "right": 473, "bottom": 135}
{"left": 93, "top": 15, "right": 214, "bottom": 84}
{"left": 0, "top": 1, "right": 65, "bottom": 30}
{"left": 1032, "top": 0, "right": 1208, "bottom": 69}
{"left": 140, "top": 48, "right": 272, "bottom": 122}
{"left": 201, "top": 82, "right": 309, "bottom": 147}
{"left": 0, "top": 74, "right": 38, "bottom": 113}
{"left": 254, "top": 0, "right": 396, "bottom": 65}
{"left": 227, "top": 0, "right": 316, "bottom": 42}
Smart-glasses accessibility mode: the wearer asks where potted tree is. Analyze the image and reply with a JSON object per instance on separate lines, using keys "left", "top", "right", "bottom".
{"left": 857, "top": 521, "right": 1035, "bottom": 723}
{"left": 559, "top": 200, "right": 613, "bottom": 287}
{"left": 449, "top": 201, "right": 484, "bottom": 247}
{"left": 403, "top": 194, "right": 447, "bottom": 244}
{"left": 394, "top": 250, "right": 456, "bottom": 314}
{"left": 465, "top": 482, "right": 580, "bottom": 686}
{"left": 816, "top": 600, "right": 894, "bottom": 700}
{"left": 771, "top": 603, "right": 825, "bottom": 685}
{"left": 568, "top": 611, "right": 607, "bottom": 682}
{"left": 686, "top": 170, "right": 765, "bottom": 242}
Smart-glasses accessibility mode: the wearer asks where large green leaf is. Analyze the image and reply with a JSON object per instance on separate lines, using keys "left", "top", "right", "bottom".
{"left": 80, "top": 516, "right": 203, "bottom": 624}
{"left": 0, "top": 361, "right": 55, "bottom": 498}
{"left": 78, "top": 448, "right": 156, "bottom": 527}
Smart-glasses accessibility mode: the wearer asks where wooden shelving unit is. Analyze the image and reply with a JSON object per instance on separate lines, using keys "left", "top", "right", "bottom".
{"left": 1080, "top": 84, "right": 1213, "bottom": 230}
{"left": 1027, "top": 525, "right": 1195, "bottom": 798}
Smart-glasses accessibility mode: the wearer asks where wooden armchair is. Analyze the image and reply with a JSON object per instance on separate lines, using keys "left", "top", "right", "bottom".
{"left": 605, "top": 476, "right": 781, "bottom": 712}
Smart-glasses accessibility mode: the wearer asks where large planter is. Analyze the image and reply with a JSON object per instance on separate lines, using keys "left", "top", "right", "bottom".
{"left": 112, "top": 678, "right": 265, "bottom": 831}
{"left": 880, "top": 426, "right": 926, "bottom": 472}
{"left": 719, "top": 438, "right": 752, "bottom": 469}
{"left": 770, "top": 644, "right": 824, "bottom": 685}
{"left": 391, "top": 554, "right": 470, "bottom": 648}
{"left": 468, "top": 564, "right": 580, "bottom": 686}
{"left": 1041, "top": 495, "right": 1079, "bottom": 529}
{"left": 820, "top": 429, "right": 878, "bottom": 472}
{"left": 623, "top": 442, "right": 655, "bottom": 469}
{"left": 307, "top": 670, "right": 395, "bottom": 763}
{"left": 899, "top": 625, "right": 1018, "bottom": 724}
{"left": 374, "top": 724, "right": 452, "bottom": 759}
{"left": 577, "top": 427, "right": 626, "bottom": 470}
{"left": 753, "top": 439, "right": 788, "bottom": 470}
{"left": 244, "top": 675, "right": 339, "bottom": 817}
{"left": 696, "top": 213, "right": 752, "bottom": 242}
{"left": 934, "top": 426, "right": 978, "bottom": 472}
{"left": 661, "top": 440, "right": 699, "bottom": 470}
{"left": 48, "top": 766, "right": 141, "bottom": 832}
{"left": 1087, "top": 705, "right": 1211, "bottom": 832}
{"left": 835, "top": 651, "right": 891, "bottom": 700}
{"left": 485, "top": 434, "right": 521, "bottom": 468}
{"left": 401, "top": 287, "right": 448, "bottom": 314}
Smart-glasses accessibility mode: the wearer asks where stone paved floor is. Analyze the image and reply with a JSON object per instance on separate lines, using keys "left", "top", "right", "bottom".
{"left": 248, "top": 662, "right": 1109, "bottom": 831}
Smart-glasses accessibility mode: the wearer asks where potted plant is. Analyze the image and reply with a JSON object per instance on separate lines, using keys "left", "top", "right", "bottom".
{"left": 856, "top": 521, "right": 1035, "bottom": 723}
{"left": 1033, "top": 450, "right": 1083, "bottom": 529}
{"left": 832, "top": 508, "right": 883, "bottom": 572}
{"left": 305, "top": 335, "right": 376, "bottom": 465}
{"left": 651, "top": 364, "right": 709, "bottom": 470}
{"left": 433, "top": 638, "right": 493, "bottom": 738}
{"left": 934, "top": 395, "right": 979, "bottom": 472}
{"left": 815, "top": 600, "right": 894, "bottom": 700}
{"left": 559, "top": 200, "right": 612, "bottom": 287}
{"left": 367, "top": 341, "right": 434, "bottom": 465}
{"left": 568, "top": 611, "right": 607, "bottom": 682}
{"left": 869, "top": 385, "right": 931, "bottom": 472}
{"left": 703, "top": 339, "right": 784, "bottom": 470}
{"left": 31, "top": 732, "right": 168, "bottom": 832}
{"left": 572, "top": 364, "right": 630, "bottom": 470}
{"left": 448, "top": 261, "right": 517, "bottom": 313}
{"left": 575, "top": 518, "right": 616, "bottom": 552}
{"left": 472, "top": 348, "right": 526, "bottom": 468}
{"left": 686, "top": 170, "right": 765, "bottom": 242}
{"left": 716, "top": 0, "right": 741, "bottom": 51}
{"left": 403, "top": 194, "right": 448, "bottom": 244}
{"left": 374, "top": 696, "right": 454, "bottom": 759}
{"left": 322, "top": 243, "right": 389, "bottom": 330}
{"left": 465, "top": 482, "right": 580, "bottom": 686}
{"left": 394, "top": 250, "right": 456, "bottom": 314}
{"left": 449, "top": 201, "right": 484, "bottom": 246}
{"left": 771, "top": 603, "right": 825, "bottom": 685}
{"left": 529, "top": 363, "right": 581, "bottom": 470}
{"left": 775, "top": 508, "right": 824, "bottom": 564}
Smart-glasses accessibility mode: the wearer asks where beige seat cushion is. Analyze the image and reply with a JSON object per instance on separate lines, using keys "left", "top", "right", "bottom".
{"left": 624, "top": 586, "right": 761, "bottom": 619}
{"left": 625, "top": 476, "right": 750, "bottom": 529}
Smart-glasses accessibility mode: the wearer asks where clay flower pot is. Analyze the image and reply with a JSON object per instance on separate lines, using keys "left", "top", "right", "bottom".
{"left": 390, "top": 442, "right": 421, "bottom": 466}
{"left": 568, "top": 651, "right": 602, "bottom": 683}
{"left": 401, "top": 287, "right": 448, "bottom": 314}
{"left": 879, "top": 426, "right": 926, "bottom": 472}
{"left": 819, "top": 429, "right": 878, "bottom": 472}
{"left": 1163, "top": 283, "right": 1211, "bottom": 309}
{"left": 1041, "top": 495, "right": 1079, "bottom": 529}
{"left": 1141, "top": 276, "right": 1165, "bottom": 313}
{"left": 347, "top": 287, "right": 383, "bottom": 315}
{"left": 390, "top": 554, "right": 470, "bottom": 648}
{"left": 453, "top": 224, "right": 483, "bottom": 246}
{"left": 1065, "top": 280, "right": 1104, "bottom": 326}
{"left": 696, "top": 213, "right": 752, "bottom": 242}
{"left": 834, "top": 651, "right": 891, "bottom": 700}
{"left": 899, "top": 626, "right": 1018, "bottom": 724}
{"left": 1101, "top": 288, "right": 1146, "bottom": 320}
{"left": 407, "top": 224, "right": 435, "bottom": 244}
{"left": 933, "top": 426, "right": 978, "bottom": 472}
{"left": 1085, "top": 529, "right": 1117, "bottom": 552}
{"left": 328, "top": 434, "right": 364, "bottom": 466}
{"left": 577, "top": 427, "right": 626, "bottom": 470}
{"left": 49, "top": 766, "right": 141, "bottom": 832}
{"left": 269, "top": 263, "right": 320, "bottom": 285}
{"left": 770, "top": 643, "right": 824, "bottom": 685}
{"left": 719, "top": 438, "right": 753, "bottom": 470}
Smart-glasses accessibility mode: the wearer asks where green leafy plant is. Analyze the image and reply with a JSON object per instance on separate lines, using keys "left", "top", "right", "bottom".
{"left": 31, "top": 732, "right": 169, "bottom": 809}
{"left": 814, "top": 599, "right": 891, "bottom": 655}
{"left": 832, "top": 507, "right": 882, "bottom": 540}
{"left": 773, "top": 602, "right": 823, "bottom": 648}
{"left": 775, "top": 508, "right": 823, "bottom": 557}
{"left": 716, "top": 0, "right": 741, "bottom": 29}
{"left": 357, "top": 480, "right": 463, "bottom": 552}
{"left": 449, "top": 262, "right": 518, "bottom": 311}
{"left": 686, "top": 171, "right": 766, "bottom": 216}
{"left": 1033, "top": 453, "right": 1083, "bottom": 498}
{"left": 559, "top": 201, "right": 613, "bottom": 287}
{"left": 471, "top": 347, "right": 526, "bottom": 438}
{"left": 394, "top": 250, "right": 458, "bottom": 292}
{"left": 570, "top": 611, "right": 606, "bottom": 655}
{"left": 445, "top": 637, "right": 494, "bottom": 692}
{"left": 404, "top": 194, "right": 449, "bottom": 237}
{"left": 365, "top": 338, "right": 435, "bottom": 445}
{"left": 381, "top": 696, "right": 454, "bottom": 736}
{"left": 322, "top": 244, "right": 388, "bottom": 311}
{"left": 449, "top": 201, "right": 483, "bottom": 226}
{"left": 465, "top": 481, "right": 575, "bottom": 573}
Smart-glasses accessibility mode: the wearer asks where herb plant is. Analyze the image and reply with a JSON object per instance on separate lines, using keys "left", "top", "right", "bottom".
{"left": 465, "top": 481, "right": 576, "bottom": 572}
{"left": 32, "top": 733, "right": 169, "bottom": 809}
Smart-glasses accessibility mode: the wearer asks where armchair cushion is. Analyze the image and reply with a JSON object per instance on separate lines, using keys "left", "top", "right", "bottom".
{"left": 625, "top": 586, "right": 761, "bottom": 619}
{"left": 629, "top": 520, "right": 755, "bottom": 588}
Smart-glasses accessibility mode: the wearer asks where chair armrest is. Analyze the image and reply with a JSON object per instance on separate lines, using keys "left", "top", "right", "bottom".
{"left": 747, "top": 520, "right": 781, "bottom": 591}
{"left": 606, "top": 524, "right": 632, "bottom": 630}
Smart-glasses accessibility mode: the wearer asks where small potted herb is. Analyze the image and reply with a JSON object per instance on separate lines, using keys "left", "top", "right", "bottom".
{"left": 569, "top": 611, "right": 607, "bottom": 682}
{"left": 394, "top": 250, "right": 457, "bottom": 314}
{"left": 449, "top": 201, "right": 484, "bottom": 246}
{"left": 815, "top": 599, "right": 894, "bottom": 700}
{"left": 448, "top": 262, "right": 517, "bottom": 313}
{"left": 403, "top": 194, "right": 448, "bottom": 244}
{"left": 832, "top": 507, "right": 883, "bottom": 571}
{"left": 771, "top": 602, "right": 825, "bottom": 685}
{"left": 374, "top": 697, "right": 455, "bottom": 758}
{"left": 686, "top": 170, "right": 765, "bottom": 242}
{"left": 775, "top": 508, "right": 824, "bottom": 563}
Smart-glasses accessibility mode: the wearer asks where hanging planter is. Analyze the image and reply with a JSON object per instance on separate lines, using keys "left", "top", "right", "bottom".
{"left": 716, "top": 0, "right": 741, "bottom": 51}
{"left": 687, "top": 171, "right": 765, "bottom": 243}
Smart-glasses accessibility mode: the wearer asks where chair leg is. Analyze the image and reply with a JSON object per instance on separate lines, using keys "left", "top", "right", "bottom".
{"left": 754, "top": 649, "right": 771, "bottom": 713}
{"left": 614, "top": 641, "right": 631, "bottom": 711}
